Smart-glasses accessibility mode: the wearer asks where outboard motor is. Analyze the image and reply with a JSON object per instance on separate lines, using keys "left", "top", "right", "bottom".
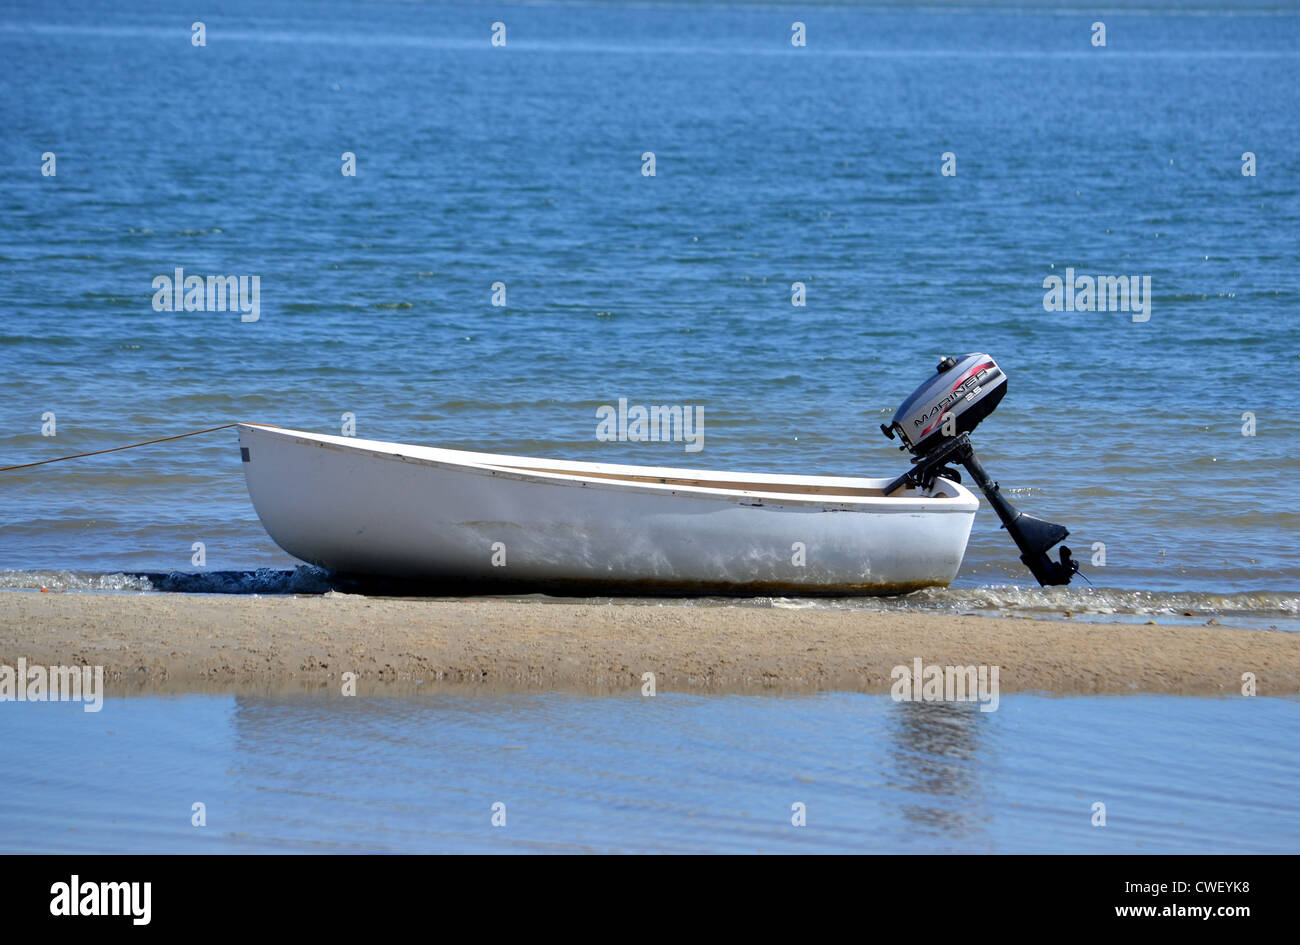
{"left": 882, "top": 354, "right": 1079, "bottom": 587}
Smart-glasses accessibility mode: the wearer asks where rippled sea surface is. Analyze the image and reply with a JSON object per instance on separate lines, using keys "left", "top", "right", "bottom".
{"left": 1, "top": 692, "right": 1296, "bottom": 854}
{"left": 1, "top": 1, "right": 1298, "bottom": 617}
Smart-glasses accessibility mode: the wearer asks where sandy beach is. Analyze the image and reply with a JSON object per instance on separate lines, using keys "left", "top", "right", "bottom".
{"left": 1, "top": 592, "right": 1296, "bottom": 697}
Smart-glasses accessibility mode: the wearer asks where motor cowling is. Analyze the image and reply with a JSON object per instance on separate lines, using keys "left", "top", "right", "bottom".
{"left": 882, "top": 353, "right": 1007, "bottom": 458}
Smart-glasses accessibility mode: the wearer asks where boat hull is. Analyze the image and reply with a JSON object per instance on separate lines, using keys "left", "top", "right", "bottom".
{"left": 237, "top": 424, "right": 978, "bottom": 595}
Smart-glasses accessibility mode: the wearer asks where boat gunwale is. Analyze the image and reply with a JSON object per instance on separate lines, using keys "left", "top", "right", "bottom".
{"left": 238, "top": 423, "right": 980, "bottom": 512}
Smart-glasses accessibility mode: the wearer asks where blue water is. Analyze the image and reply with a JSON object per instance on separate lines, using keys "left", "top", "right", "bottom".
{"left": 1, "top": 1, "right": 1298, "bottom": 608}
{"left": 0, "top": 691, "right": 1295, "bottom": 854}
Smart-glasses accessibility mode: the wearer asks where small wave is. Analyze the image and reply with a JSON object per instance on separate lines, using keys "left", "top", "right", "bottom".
{"left": 146, "top": 567, "right": 335, "bottom": 594}
{"left": 798, "top": 585, "right": 1300, "bottom": 621}
{"left": 0, "top": 570, "right": 155, "bottom": 592}
{"left": 770, "top": 598, "right": 818, "bottom": 610}
{"left": 1, "top": 570, "right": 1295, "bottom": 624}
{"left": 0, "top": 566, "right": 332, "bottom": 595}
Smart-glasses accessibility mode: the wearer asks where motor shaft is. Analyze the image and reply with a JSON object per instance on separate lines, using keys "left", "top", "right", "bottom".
{"left": 885, "top": 433, "right": 1078, "bottom": 587}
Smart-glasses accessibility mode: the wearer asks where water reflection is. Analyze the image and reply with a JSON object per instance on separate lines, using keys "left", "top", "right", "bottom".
{"left": 223, "top": 692, "right": 1002, "bottom": 845}
{"left": 888, "top": 700, "right": 989, "bottom": 837}
{"left": 2, "top": 691, "right": 1268, "bottom": 853}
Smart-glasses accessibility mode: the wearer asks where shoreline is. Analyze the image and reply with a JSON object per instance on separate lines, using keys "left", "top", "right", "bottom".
{"left": 2, "top": 592, "right": 1298, "bottom": 697}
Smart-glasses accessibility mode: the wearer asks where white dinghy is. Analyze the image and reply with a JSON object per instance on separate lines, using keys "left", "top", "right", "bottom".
{"left": 237, "top": 423, "right": 978, "bottom": 595}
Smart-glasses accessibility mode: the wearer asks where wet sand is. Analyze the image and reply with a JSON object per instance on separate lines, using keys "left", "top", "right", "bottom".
{"left": 1, "top": 592, "right": 1296, "bottom": 697}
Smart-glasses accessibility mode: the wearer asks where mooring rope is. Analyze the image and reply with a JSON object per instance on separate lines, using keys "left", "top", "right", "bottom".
{"left": 0, "top": 422, "right": 261, "bottom": 472}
